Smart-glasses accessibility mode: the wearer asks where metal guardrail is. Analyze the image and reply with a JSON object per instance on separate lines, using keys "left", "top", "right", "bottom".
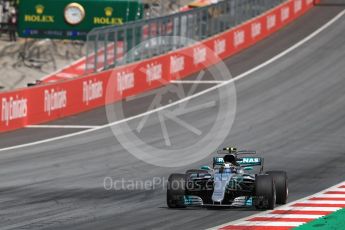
{"left": 85, "top": 0, "right": 285, "bottom": 73}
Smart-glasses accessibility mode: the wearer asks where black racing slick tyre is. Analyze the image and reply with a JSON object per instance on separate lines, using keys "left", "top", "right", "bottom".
{"left": 167, "top": 174, "right": 187, "bottom": 208}
{"left": 266, "top": 171, "right": 288, "bottom": 204}
{"left": 255, "top": 175, "right": 276, "bottom": 210}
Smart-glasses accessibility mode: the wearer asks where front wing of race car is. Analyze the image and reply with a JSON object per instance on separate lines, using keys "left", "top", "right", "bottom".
{"left": 183, "top": 195, "right": 254, "bottom": 207}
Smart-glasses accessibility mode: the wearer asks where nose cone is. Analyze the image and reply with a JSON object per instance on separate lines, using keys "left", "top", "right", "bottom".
{"left": 212, "top": 189, "right": 224, "bottom": 202}
{"left": 212, "top": 173, "right": 231, "bottom": 203}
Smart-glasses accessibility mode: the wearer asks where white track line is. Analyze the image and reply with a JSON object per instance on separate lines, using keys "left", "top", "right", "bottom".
{"left": 170, "top": 80, "right": 225, "bottom": 84}
{"left": 313, "top": 194, "right": 345, "bottom": 198}
{"left": 295, "top": 200, "right": 345, "bottom": 204}
{"left": 0, "top": 9, "right": 344, "bottom": 153}
{"left": 326, "top": 188, "right": 345, "bottom": 192}
{"left": 231, "top": 221, "right": 305, "bottom": 227}
{"left": 275, "top": 206, "right": 341, "bottom": 211}
{"left": 27, "top": 125, "right": 99, "bottom": 129}
{"left": 253, "top": 214, "right": 324, "bottom": 219}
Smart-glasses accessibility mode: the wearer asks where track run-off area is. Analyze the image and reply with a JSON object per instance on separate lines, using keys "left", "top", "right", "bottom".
{"left": 0, "top": 4, "right": 345, "bottom": 230}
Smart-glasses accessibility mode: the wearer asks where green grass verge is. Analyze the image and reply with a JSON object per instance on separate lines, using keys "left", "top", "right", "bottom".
{"left": 294, "top": 208, "right": 345, "bottom": 230}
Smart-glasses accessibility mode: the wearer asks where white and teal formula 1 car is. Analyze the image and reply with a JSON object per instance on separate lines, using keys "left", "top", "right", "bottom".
{"left": 167, "top": 147, "right": 288, "bottom": 210}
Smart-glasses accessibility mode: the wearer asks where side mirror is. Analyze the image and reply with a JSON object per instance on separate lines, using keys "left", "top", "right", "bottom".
{"left": 243, "top": 167, "right": 254, "bottom": 171}
{"left": 200, "top": 166, "right": 211, "bottom": 170}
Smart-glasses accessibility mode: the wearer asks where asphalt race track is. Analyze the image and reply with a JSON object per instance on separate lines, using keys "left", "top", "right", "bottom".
{"left": 1, "top": 5, "right": 345, "bottom": 230}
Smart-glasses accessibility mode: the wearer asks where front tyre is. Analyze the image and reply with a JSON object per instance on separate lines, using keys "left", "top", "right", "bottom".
{"left": 255, "top": 175, "right": 276, "bottom": 210}
{"left": 167, "top": 174, "right": 187, "bottom": 208}
{"left": 266, "top": 171, "right": 288, "bottom": 204}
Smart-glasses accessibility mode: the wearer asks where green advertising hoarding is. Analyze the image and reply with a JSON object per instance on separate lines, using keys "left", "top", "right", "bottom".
{"left": 18, "top": 0, "right": 143, "bottom": 40}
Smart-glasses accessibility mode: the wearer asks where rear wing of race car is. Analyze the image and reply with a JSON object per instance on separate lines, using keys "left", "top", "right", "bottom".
{"left": 213, "top": 156, "right": 263, "bottom": 166}
{"left": 213, "top": 156, "right": 264, "bottom": 172}
{"left": 217, "top": 147, "right": 256, "bottom": 155}
{"left": 213, "top": 157, "right": 225, "bottom": 166}
{"left": 237, "top": 150, "right": 257, "bottom": 155}
{"left": 237, "top": 157, "right": 263, "bottom": 167}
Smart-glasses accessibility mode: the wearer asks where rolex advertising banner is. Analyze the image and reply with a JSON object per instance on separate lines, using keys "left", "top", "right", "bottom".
{"left": 18, "top": 0, "right": 143, "bottom": 40}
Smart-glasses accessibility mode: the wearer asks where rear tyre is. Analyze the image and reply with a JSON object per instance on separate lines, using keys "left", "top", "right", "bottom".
{"left": 255, "top": 175, "right": 276, "bottom": 210}
{"left": 167, "top": 174, "right": 187, "bottom": 208}
{"left": 266, "top": 171, "right": 288, "bottom": 204}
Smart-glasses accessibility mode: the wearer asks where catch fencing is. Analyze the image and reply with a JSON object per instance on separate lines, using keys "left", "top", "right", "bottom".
{"left": 85, "top": 0, "right": 285, "bottom": 73}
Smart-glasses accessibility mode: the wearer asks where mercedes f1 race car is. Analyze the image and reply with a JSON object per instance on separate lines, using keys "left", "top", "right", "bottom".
{"left": 167, "top": 147, "right": 288, "bottom": 210}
